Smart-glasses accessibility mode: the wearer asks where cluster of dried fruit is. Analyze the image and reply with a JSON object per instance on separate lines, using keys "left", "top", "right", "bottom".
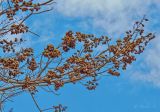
{"left": 84, "top": 80, "right": 98, "bottom": 90}
{"left": 53, "top": 104, "right": 67, "bottom": 112}
{"left": 43, "top": 44, "right": 61, "bottom": 58}
{"left": 9, "top": 69, "right": 21, "bottom": 77}
{"left": 11, "top": 24, "right": 28, "bottom": 34}
{"left": 75, "top": 32, "right": 110, "bottom": 53}
{"left": 53, "top": 80, "right": 64, "bottom": 90}
{"left": 0, "top": 38, "right": 24, "bottom": 53}
{"left": 6, "top": 9, "right": 16, "bottom": 21}
{"left": 0, "top": 58, "right": 19, "bottom": 69}
{"left": 28, "top": 58, "right": 37, "bottom": 71}
{"left": 0, "top": 58, "right": 20, "bottom": 77}
{"left": 17, "top": 48, "right": 33, "bottom": 62}
{"left": 11, "top": 0, "right": 40, "bottom": 13}
{"left": 62, "top": 31, "right": 76, "bottom": 52}
{"left": 107, "top": 69, "right": 120, "bottom": 76}
{"left": 47, "top": 70, "right": 60, "bottom": 79}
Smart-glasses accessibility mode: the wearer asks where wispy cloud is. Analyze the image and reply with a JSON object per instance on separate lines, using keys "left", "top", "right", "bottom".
{"left": 55, "top": 0, "right": 160, "bottom": 37}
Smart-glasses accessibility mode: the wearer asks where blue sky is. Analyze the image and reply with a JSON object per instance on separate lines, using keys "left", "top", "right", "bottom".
{"left": 5, "top": 0, "right": 160, "bottom": 112}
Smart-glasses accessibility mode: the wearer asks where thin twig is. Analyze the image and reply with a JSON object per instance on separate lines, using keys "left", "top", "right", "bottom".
{"left": 29, "top": 91, "right": 42, "bottom": 112}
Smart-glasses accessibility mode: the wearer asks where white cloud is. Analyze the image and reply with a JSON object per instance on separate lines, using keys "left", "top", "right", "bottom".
{"left": 55, "top": 0, "right": 160, "bottom": 37}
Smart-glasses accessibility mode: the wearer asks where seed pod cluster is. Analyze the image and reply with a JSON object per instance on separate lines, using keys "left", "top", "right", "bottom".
{"left": 0, "top": 58, "right": 19, "bottom": 69}
{"left": 10, "top": 24, "right": 28, "bottom": 34}
{"left": 85, "top": 80, "right": 98, "bottom": 90}
{"left": 11, "top": 0, "right": 40, "bottom": 12}
{"left": 6, "top": 9, "right": 15, "bottom": 20}
{"left": 62, "top": 31, "right": 76, "bottom": 52}
{"left": 107, "top": 69, "right": 120, "bottom": 76}
{"left": 9, "top": 69, "right": 21, "bottom": 77}
{"left": 47, "top": 70, "right": 61, "bottom": 79}
{"left": 12, "top": 0, "right": 23, "bottom": 3}
{"left": 28, "top": 58, "right": 37, "bottom": 71}
{"left": 53, "top": 80, "right": 64, "bottom": 91}
{"left": 0, "top": 38, "right": 24, "bottom": 53}
{"left": 17, "top": 48, "right": 33, "bottom": 62}
{"left": 43, "top": 44, "right": 61, "bottom": 58}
